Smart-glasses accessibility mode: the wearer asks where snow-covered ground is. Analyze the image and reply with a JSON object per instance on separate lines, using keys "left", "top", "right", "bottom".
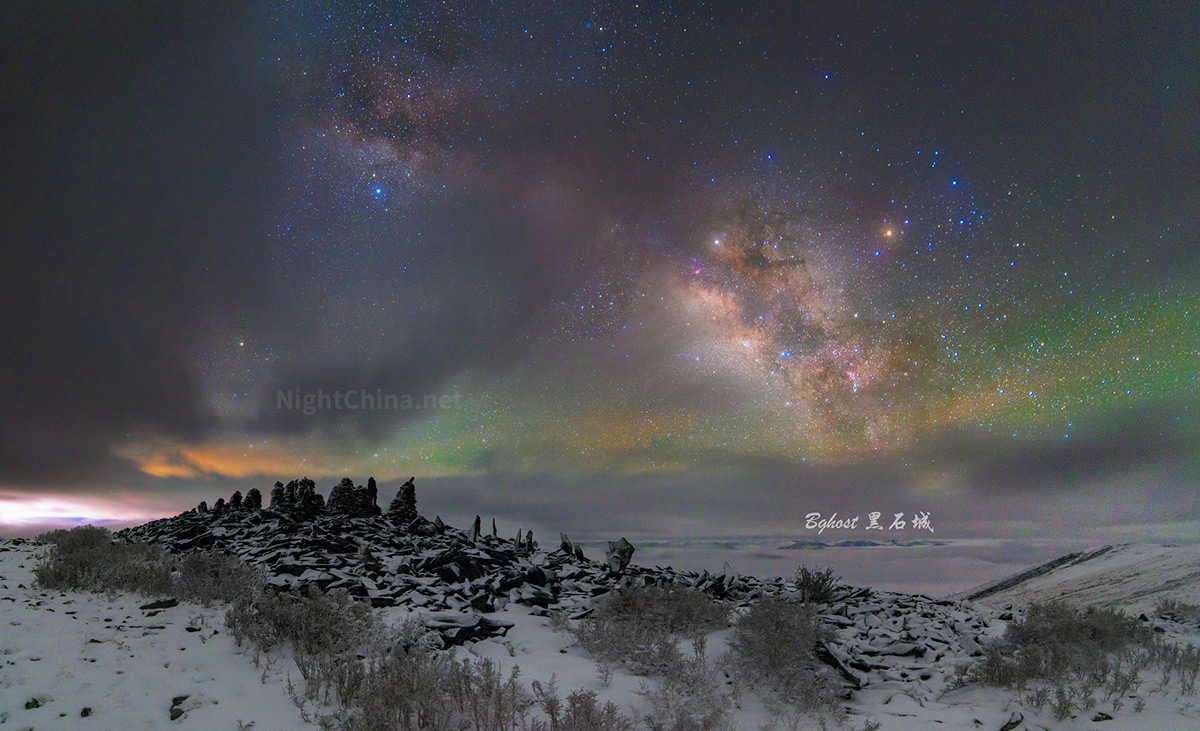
{"left": 957, "top": 542, "right": 1200, "bottom": 618}
{"left": 4, "top": 539, "right": 1200, "bottom": 730}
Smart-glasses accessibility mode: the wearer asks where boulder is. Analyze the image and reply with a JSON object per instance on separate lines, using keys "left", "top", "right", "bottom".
{"left": 606, "top": 537, "right": 635, "bottom": 573}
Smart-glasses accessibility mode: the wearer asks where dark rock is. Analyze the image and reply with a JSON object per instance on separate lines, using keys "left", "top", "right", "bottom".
{"left": 25, "top": 697, "right": 41, "bottom": 709}
{"left": 559, "top": 533, "right": 573, "bottom": 555}
{"left": 425, "top": 613, "right": 514, "bottom": 647}
{"left": 367, "top": 476, "right": 378, "bottom": 506}
{"left": 244, "top": 487, "right": 263, "bottom": 510}
{"left": 606, "top": 537, "right": 635, "bottom": 573}
{"left": 229, "top": 491, "right": 243, "bottom": 509}
{"left": 81, "top": 707, "right": 92, "bottom": 717}
{"left": 998, "top": 711, "right": 1023, "bottom": 731}
{"left": 574, "top": 544, "right": 586, "bottom": 561}
{"left": 197, "top": 501, "right": 208, "bottom": 513}
{"left": 814, "top": 640, "right": 863, "bottom": 691}
{"left": 472, "top": 515, "right": 481, "bottom": 542}
{"left": 269, "top": 482, "right": 286, "bottom": 508}
{"left": 328, "top": 477, "right": 379, "bottom": 518}
{"left": 170, "top": 708, "right": 184, "bottom": 721}
{"left": 389, "top": 477, "right": 419, "bottom": 524}
{"left": 295, "top": 478, "right": 324, "bottom": 515}
{"left": 140, "top": 598, "right": 179, "bottom": 610}
{"left": 213, "top": 498, "right": 226, "bottom": 515}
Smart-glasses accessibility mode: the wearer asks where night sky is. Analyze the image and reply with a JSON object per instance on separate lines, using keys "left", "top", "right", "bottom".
{"left": 2, "top": 2, "right": 1198, "bottom": 577}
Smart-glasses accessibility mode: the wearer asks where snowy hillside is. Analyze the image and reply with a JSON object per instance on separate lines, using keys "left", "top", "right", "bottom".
{"left": 955, "top": 543, "right": 1200, "bottom": 617}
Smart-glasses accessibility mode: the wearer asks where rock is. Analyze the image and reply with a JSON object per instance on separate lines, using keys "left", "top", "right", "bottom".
{"left": 389, "top": 477, "right": 419, "bottom": 524}
{"left": 213, "top": 498, "right": 226, "bottom": 515}
{"left": 197, "top": 500, "right": 208, "bottom": 513}
{"left": 244, "top": 487, "right": 263, "bottom": 510}
{"left": 560, "top": 533, "right": 573, "bottom": 555}
{"left": 606, "top": 537, "right": 635, "bottom": 572}
{"left": 492, "top": 517, "right": 497, "bottom": 537}
{"left": 81, "top": 707, "right": 92, "bottom": 717}
{"left": 998, "top": 711, "right": 1023, "bottom": 731}
{"left": 472, "top": 515, "right": 481, "bottom": 542}
{"left": 424, "top": 612, "right": 514, "bottom": 648}
{"left": 367, "top": 476, "right": 378, "bottom": 506}
{"left": 574, "top": 544, "right": 586, "bottom": 561}
{"left": 328, "top": 477, "right": 379, "bottom": 517}
{"left": 229, "top": 490, "right": 243, "bottom": 509}
{"left": 270, "top": 482, "right": 286, "bottom": 508}
{"left": 1092, "top": 711, "right": 1113, "bottom": 722}
{"left": 25, "top": 697, "right": 41, "bottom": 709}
{"left": 140, "top": 598, "right": 179, "bottom": 610}
{"left": 295, "top": 478, "right": 325, "bottom": 515}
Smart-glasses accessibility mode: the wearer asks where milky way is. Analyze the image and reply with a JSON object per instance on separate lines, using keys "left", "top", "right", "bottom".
{"left": 2, "top": 2, "right": 1198, "bottom": 537}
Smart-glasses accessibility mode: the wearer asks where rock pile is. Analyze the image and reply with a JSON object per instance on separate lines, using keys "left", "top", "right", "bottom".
{"left": 118, "top": 476, "right": 1001, "bottom": 692}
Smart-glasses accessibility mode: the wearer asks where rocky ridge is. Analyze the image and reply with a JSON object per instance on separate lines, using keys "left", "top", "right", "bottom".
{"left": 116, "top": 477, "right": 1003, "bottom": 696}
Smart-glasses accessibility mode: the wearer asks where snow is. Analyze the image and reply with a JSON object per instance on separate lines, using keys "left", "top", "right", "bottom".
{"left": 5, "top": 539, "right": 1200, "bottom": 730}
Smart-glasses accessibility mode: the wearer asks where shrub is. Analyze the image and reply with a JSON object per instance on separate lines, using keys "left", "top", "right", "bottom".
{"left": 726, "top": 597, "right": 842, "bottom": 715}
{"left": 33, "top": 526, "right": 173, "bottom": 595}
{"left": 532, "top": 677, "right": 634, "bottom": 731}
{"left": 1156, "top": 596, "right": 1200, "bottom": 623}
{"left": 570, "top": 584, "right": 727, "bottom": 675}
{"left": 794, "top": 566, "right": 841, "bottom": 604}
{"left": 173, "top": 550, "right": 263, "bottom": 606}
{"left": 969, "top": 602, "right": 1150, "bottom": 689}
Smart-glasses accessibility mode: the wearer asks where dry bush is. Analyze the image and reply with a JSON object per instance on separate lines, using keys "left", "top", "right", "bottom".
{"left": 726, "top": 597, "right": 842, "bottom": 717}
{"left": 173, "top": 550, "right": 264, "bottom": 606}
{"left": 571, "top": 584, "right": 728, "bottom": 674}
{"left": 794, "top": 566, "right": 841, "bottom": 605}
{"left": 969, "top": 602, "right": 1150, "bottom": 690}
{"left": 532, "top": 677, "right": 634, "bottom": 731}
{"left": 33, "top": 525, "right": 172, "bottom": 596}
{"left": 1156, "top": 596, "right": 1200, "bottom": 624}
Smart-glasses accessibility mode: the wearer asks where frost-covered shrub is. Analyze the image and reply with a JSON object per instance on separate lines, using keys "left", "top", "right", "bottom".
{"left": 794, "top": 565, "right": 841, "bottom": 604}
{"left": 570, "top": 584, "right": 727, "bottom": 675}
{"left": 172, "top": 550, "right": 263, "bottom": 606}
{"left": 970, "top": 602, "right": 1150, "bottom": 689}
{"left": 532, "top": 677, "right": 635, "bottom": 731}
{"left": 33, "top": 526, "right": 172, "bottom": 596}
{"left": 35, "top": 525, "right": 112, "bottom": 553}
{"left": 726, "top": 597, "right": 842, "bottom": 715}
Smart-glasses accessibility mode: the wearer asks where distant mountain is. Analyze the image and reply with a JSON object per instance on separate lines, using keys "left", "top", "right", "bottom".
{"left": 952, "top": 543, "right": 1200, "bottom": 615}
{"left": 775, "top": 538, "right": 951, "bottom": 550}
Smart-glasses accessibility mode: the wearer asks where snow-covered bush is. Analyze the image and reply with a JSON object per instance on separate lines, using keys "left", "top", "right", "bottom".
{"left": 569, "top": 584, "right": 728, "bottom": 674}
{"left": 969, "top": 601, "right": 1150, "bottom": 689}
{"left": 33, "top": 525, "right": 173, "bottom": 596}
{"left": 726, "top": 597, "right": 842, "bottom": 717}
{"left": 794, "top": 565, "right": 841, "bottom": 604}
{"left": 173, "top": 550, "right": 264, "bottom": 607}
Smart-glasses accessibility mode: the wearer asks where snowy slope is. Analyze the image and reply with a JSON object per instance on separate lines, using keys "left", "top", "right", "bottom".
{"left": 954, "top": 543, "right": 1200, "bottom": 617}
